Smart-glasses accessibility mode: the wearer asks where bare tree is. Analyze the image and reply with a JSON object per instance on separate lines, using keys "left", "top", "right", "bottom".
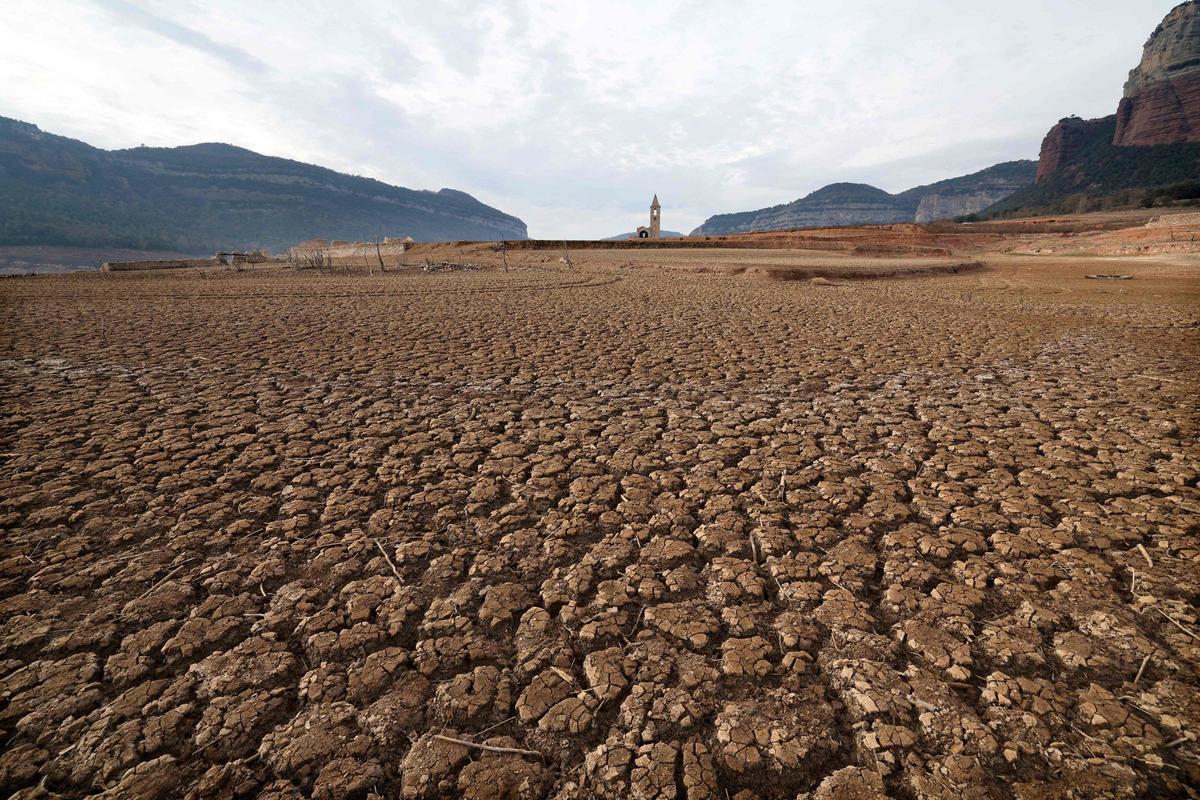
{"left": 288, "top": 247, "right": 333, "bottom": 273}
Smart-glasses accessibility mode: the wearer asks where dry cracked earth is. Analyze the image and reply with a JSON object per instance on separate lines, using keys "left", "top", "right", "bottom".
{"left": 1, "top": 259, "right": 1198, "bottom": 799}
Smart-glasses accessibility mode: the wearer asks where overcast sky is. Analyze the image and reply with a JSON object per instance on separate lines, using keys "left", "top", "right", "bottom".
{"left": 0, "top": 0, "right": 1181, "bottom": 238}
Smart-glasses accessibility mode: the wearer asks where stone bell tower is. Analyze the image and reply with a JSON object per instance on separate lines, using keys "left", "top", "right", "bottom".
{"left": 649, "top": 194, "right": 661, "bottom": 238}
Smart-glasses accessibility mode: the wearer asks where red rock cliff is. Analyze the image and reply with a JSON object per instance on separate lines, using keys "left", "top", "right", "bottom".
{"left": 1036, "top": 116, "right": 1110, "bottom": 183}
{"left": 1113, "top": 1, "right": 1200, "bottom": 146}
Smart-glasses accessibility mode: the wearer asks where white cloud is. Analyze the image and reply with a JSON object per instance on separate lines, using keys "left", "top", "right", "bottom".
{"left": 0, "top": 0, "right": 1179, "bottom": 238}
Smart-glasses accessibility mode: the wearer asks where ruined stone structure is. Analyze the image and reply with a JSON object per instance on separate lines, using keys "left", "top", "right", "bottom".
{"left": 636, "top": 195, "right": 662, "bottom": 239}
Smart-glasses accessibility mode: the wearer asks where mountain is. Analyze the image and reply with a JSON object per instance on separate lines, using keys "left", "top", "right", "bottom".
{"left": 988, "top": 116, "right": 1200, "bottom": 216}
{"left": 603, "top": 230, "right": 686, "bottom": 240}
{"left": 1115, "top": 1, "right": 1200, "bottom": 146}
{"left": 898, "top": 161, "right": 1040, "bottom": 222}
{"left": 0, "top": 117, "right": 527, "bottom": 252}
{"left": 988, "top": 2, "right": 1200, "bottom": 217}
{"left": 690, "top": 162, "right": 1036, "bottom": 235}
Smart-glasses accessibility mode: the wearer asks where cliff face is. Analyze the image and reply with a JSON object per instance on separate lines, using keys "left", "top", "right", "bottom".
{"left": 903, "top": 161, "right": 1038, "bottom": 221}
{"left": 1036, "top": 116, "right": 1114, "bottom": 183}
{"left": 1113, "top": 1, "right": 1200, "bottom": 146}
{"left": 0, "top": 117, "right": 528, "bottom": 251}
{"left": 1016, "top": 2, "right": 1200, "bottom": 212}
{"left": 691, "top": 162, "right": 1035, "bottom": 235}
{"left": 989, "top": 114, "right": 1200, "bottom": 217}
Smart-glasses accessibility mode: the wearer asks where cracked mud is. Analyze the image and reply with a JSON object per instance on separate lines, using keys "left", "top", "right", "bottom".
{"left": 1, "top": 256, "right": 1198, "bottom": 798}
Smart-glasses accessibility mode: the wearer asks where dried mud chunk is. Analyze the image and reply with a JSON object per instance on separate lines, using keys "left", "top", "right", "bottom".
{"left": 904, "top": 753, "right": 997, "bottom": 800}
{"left": 680, "top": 739, "right": 718, "bottom": 799}
{"left": 796, "top": 766, "right": 887, "bottom": 800}
{"left": 914, "top": 527, "right": 987, "bottom": 560}
{"left": 514, "top": 607, "right": 572, "bottom": 675}
{"left": 859, "top": 722, "right": 918, "bottom": 768}
{"left": 539, "top": 694, "right": 595, "bottom": 733}
{"left": 814, "top": 589, "right": 875, "bottom": 632}
{"left": 457, "top": 748, "right": 550, "bottom": 800}
{"left": 1011, "top": 761, "right": 1140, "bottom": 800}
{"left": 312, "top": 758, "right": 382, "bottom": 800}
{"left": 120, "top": 579, "right": 196, "bottom": 623}
{"left": 516, "top": 668, "right": 574, "bottom": 723}
{"left": 195, "top": 687, "right": 289, "bottom": 757}
{"left": 766, "top": 551, "right": 822, "bottom": 582}
{"left": 584, "top": 739, "right": 634, "bottom": 790}
{"left": 619, "top": 681, "right": 707, "bottom": 740}
{"left": 0, "top": 652, "right": 101, "bottom": 726}
{"left": 1058, "top": 609, "right": 1155, "bottom": 673}
{"left": 105, "top": 620, "right": 179, "bottom": 687}
{"left": 306, "top": 621, "right": 386, "bottom": 660}
{"left": 630, "top": 741, "right": 678, "bottom": 800}
{"left": 644, "top": 602, "right": 720, "bottom": 649}
{"left": 978, "top": 614, "right": 1045, "bottom": 669}
{"left": 414, "top": 633, "right": 499, "bottom": 676}
{"left": 346, "top": 646, "right": 410, "bottom": 703}
{"left": 0, "top": 742, "right": 47, "bottom": 791}
{"left": 400, "top": 731, "right": 472, "bottom": 799}
{"left": 929, "top": 581, "right": 984, "bottom": 609}
{"left": 360, "top": 672, "right": 432, "bottom": 747}
{"left": 98, "top": 755, "right": 178, "bottom": 800}
{"left": 1076, "top": 683, "right": 1163, "bottom": 745}
{"left": 583, "top": 647, "right": 633, "bottom": 701}
{"left": 895, "top": 620, "right": 971, "bottom": 681}
{"left": 259, "top": 702, "right": 375, "bottom": 783}
{"left": 187, "top": 760, "right": 261, "bottom": 800}
{"left": 705, "top": 557, "right": 765, "bottom": 605}
{"left": 298, "top": 662, "right": 347, "bottom": 704}
{"left": 624, "top": 563, "right": 668, "bottom": 601}
{"left": 829, "top": 660, "right": 913, "bottom": 721}
{"left": 640, "top": 536, "right": 695, "bottom": 566}
{"left": 714, "top": 687, "right": 838, "bottom": 773}
{"left": 190, "top": 634, "right": 296, "bottom": 698}
{"left": 722, "top": 603, "right": 768, "bottom": 635}
{"left": 433, "top": 665, "right": 515, "bottom": 723}
{"left": 479, "top": 582, "right": 536, "bottom": 628}
{"left": 819, "top": 537, "right": 877, "bottom": 592}
{"left": 720, "top": 636, "right": 774, "bottom": 677}
{"left": 162, "top": 594, "right": 253, "bottom": 664}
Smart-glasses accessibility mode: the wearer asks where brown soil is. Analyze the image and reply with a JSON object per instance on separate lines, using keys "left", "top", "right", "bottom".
{"left": 1, "top": 233, "right": 1198, "bottom": 799}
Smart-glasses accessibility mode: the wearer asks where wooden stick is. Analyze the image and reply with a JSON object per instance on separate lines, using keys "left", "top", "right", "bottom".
{"left": 1155, "top": 607, "right": 1199, "bottom": 640}
{"left": 1136, "top": 544, "right": 1154, "bottom": 569}
{"left": 133, "top": 558, "right": 195, "bottom": 602}
{"left": 374, "top": 539, "right": 404, "bottom": 584}
{"left": 1133, "top": 654, "right": 1151, "bottom": 686}
{"left": 432, "top": 734, "right": 543, "bottom": 758}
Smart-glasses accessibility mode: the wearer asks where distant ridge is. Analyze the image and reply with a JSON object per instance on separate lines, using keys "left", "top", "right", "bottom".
{"left": 0, "top": 117, "right": 528, "bottom": 252}
{"left": 691, "top": 161, "right": 1036, "bottom": 235}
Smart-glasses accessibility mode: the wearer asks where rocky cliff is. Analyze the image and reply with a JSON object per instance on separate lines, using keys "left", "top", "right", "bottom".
{"left": 992, "top": 115, "right": 1200, "bottom": 216}
{"left": 1036, "top": 116, "right": 1114, "bottom": 182}
{"left": 1114, "top": 1, "right": 1200, "bottom": 146}
{"left": 1008, "top": 3, "right": 1200, "bottom": 215}
{"left": 0, "top": 117, "right": 528, "bottom": 252}
{"left": 691, "top": 162, "right": 1035, "bottom": 235}
{"left": 903, "top": 161, "right": 1039, "bottom": 222}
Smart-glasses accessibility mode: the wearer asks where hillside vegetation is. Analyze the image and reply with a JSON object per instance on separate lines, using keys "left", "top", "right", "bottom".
{"left": 986, "top": 116, "right": 1200, "bottom": 217}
